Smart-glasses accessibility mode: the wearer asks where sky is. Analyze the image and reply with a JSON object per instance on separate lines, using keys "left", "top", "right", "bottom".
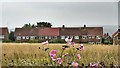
{"left": 0, "top": 0, "right": 119, "bottom": 34}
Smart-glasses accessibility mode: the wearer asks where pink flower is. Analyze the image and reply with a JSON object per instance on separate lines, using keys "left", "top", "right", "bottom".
{"left": 92, "top": 63, "right": 98, "bottom": 67}
{"left": 79, "top": 44, "right": 84, "bottom": 51}
{"left": 72, "top": 62, "right": 78, "bottom": 67}
{"left": 41, "top": 40, "right": 48, "bottom": 45}
{"left": 89, "top": 63, "right": 92, "bottom": 67}
{"left": 64, "top": 53, "right": 69, "bottom": 56}
{"left": 65, "top": 38, "right": 72, "bottom": 42}
{"left": 89, "top": 63, "right": 98, "bottom": 67}
{"left": 51, "top": 54, "right": 57, "bottom": 61}
{"left": 57, "top": 58, "right": 62, "bottom": 64}
{"left": 77, "top": 54, "right": 81, "bottom": 60}
{"left": 72, "top": 42, "right": 75, "bottom": 47}
{"left": 62, "top": 53, "right": 69, "bottom": 57}
{"left": 49, "top": 49, "right": 56, "bottom": 57}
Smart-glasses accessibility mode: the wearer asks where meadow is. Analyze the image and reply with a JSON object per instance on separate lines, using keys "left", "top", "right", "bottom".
{"left": 1, "top": 43, "right": 120, "bottom": 67}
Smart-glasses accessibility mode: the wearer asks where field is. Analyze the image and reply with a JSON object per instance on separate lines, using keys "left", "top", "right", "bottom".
{"left": 1, "top": 43, "right": 120, "bottom": 67}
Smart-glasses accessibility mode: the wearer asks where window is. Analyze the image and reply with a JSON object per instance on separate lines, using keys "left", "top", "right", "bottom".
{"left": 22, "top": 36, "right": 25, "bottom": 39}
{"left": 0, "top": 35, "right": 4, "bottom": 39}
{"left": 49, "top": 36, "right": 51, "bottom": 39}
{"left": 82, "top": 36, "right": 87, "bottom": 39}
{"left": 17, "top": 36, "right": 21, "bottom": 40}
{"left": 92, "top": 36, "right": 95, "bottom": 39}
{"left": 45, "top": 36, "right": 48, "bottom": 39}
{"left": 30, "top": 36, "right": 35, "bottom": 40}
{"left": 61, "top": 36, "right": 65, "bottom": 39}
{"left": 74, "top": 36, "right": 79, "bottom": 39}
{"left": 26, "top": 36, "right": 29, "bottom": 39}
{"left": 96, "top": 36, "right": 100, "bottom": 39}
{"left": 88, "top": 36, "right": 92, "bottom": 39}
{"left": 52, "top": 36, "right": 57, "bottom": 39}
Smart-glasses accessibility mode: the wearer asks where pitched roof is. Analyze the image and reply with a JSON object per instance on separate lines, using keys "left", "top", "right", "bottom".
{"left": 85, "top": 27, "right": 103, "bottom": 36}
{"left": 0, "top": 27, "right": 9, "bottom": 35}
{"left": 14, "top": 27, "right": 103, "bottom": 36}
{"left": 37, "top": 28, "right": 59, "bottom": 36}
{"left": 14, "top": 28, "right": 38, "bottom": 36}
{"left": 112, "top": 30, "right": 118, "bottom": 37}
{"left": 59, "top": 28, "right": 81, "bottom": 36}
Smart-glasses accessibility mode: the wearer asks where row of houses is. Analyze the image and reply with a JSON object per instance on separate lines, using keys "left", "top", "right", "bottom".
{"left": 0, "top": 25, "right": 119, "bottom": 45}
{"left": 14, "top": 25, "right": 103, "bottom": 44}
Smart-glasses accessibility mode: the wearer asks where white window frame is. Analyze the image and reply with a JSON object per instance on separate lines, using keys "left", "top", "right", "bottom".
{"left": 88, "top": 36, "right": 92, "bottom": 39}
{"left": 30, "top": 36, "right": 35, "bottom": 40}
{"left": 96, "top": 36, "right": 101, "bottom": 39}
{"left": 74, "top": 36, "right": 79, "bottom": 39}
{"left": 54, "top": 36, "right": 57, "bottom": 39}
{"left": 92, "top": 36, "right": 95, "bottom": 39}
{"left": 26, "top": 36, "right": 29, "bottom": 39}
{"left": 17, "top": 36, "right": 21, "bottom": 40}
{"left": 22, "top": 36, "right": 25, "bottom": 39}
{"left": 45, "top": 36, "right": 48, "bottom": 39}
{"left": 82, "top": 35, "right": 87, "bottom": 39}
{"left": 61, "top": 36, "right": 65, "bottom": 39}
{"left": 49, "top": 36, "right": 51, "bottom": 39}
{"left": 0, "top": 35, "right": 4, "bottom": 39}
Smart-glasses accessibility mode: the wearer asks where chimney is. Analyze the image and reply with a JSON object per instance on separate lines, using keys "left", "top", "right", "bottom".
{"left": 107, "top": 33, "right": 109, "bottom": 36}
{"left": 62, "top": 25, "right": 65, "bottom": 28}
{"left": 84, "top": 25, "right": 86, "bottom": 28}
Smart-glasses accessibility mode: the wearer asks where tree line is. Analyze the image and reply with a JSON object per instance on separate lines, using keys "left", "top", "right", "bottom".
{"left": 22, "top": 22, "right": 52, "bottom": 28}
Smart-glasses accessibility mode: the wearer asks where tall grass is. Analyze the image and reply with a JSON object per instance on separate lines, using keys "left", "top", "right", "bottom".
{"left": 2, "top": 43, "right": 119, "bottom": 66}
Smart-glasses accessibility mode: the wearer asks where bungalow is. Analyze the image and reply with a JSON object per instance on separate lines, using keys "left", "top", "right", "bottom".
{"left": 0, "top": 27, "right": 9, "bottom": 40}
{"left": 14, "top": 25, "right": 103, "bottom": 43}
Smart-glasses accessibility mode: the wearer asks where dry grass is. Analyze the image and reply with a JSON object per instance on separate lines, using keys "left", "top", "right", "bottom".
{"left": 1, "top": 43, "right": 119, "bottom": 66}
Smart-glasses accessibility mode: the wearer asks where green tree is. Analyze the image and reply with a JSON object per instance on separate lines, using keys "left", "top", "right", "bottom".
{"left": 36, "top": 22, "right": 52, "bottom": 27}
{"left": 9, "top": 31, "right": 15, "bottom": 41}
{"left": 22, "top": 23, "right": 32, "bottom": 28}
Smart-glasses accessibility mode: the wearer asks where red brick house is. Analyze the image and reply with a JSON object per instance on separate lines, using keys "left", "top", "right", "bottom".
{"left": 14, "top": 25, "right": 103, "bottom": 43}
{"left": 80, "top": 27, "right": 103, "bottom": 44}
{"left": 0, "top": 27, "right": 9, "bottom": 40}
{"left": 112, "top": 30, "right": 119, "bottom": 45}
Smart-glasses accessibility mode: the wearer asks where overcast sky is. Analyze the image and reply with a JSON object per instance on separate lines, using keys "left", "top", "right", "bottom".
{"left": 0, "top": 0, "right": 119, "bottom": 29}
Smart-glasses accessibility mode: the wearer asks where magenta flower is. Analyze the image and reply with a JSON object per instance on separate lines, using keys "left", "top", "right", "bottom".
{"left": 89, "top": 63, "right": 98, "bottom": 67}
{"left": 72, "top": 42, "right": 75, "bottom": 47}
{"left": 57, "top": 58, "right": 62, "bottom": 64}
{"left": 49, "top": 49, "right": 56, "bottom": 57}
{"left": 89, "top": 63, "right": 92, "bottom": 67}
{"left": 77, "top": 54, "right": 81, "bottom": 60}
{"left": 62, "top": 53, "right": 69, "bottom": 57}
{"left": 79, "top": 44, "right": 84, "bottom": 51}
{"left": 72, "top": 62, "right": 78, "bottom": 67}
{"left": 92, "top": 63, "right": 98, "bottom": 67}
{"left": 51, "top": 54, "right": 57, "bottom": 61}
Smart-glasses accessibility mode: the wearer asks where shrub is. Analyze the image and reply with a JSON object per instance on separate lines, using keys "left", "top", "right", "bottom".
{"left": 2, "top": 40, "right": 13, "bottom": 43}
{"left": 28, "top": 39, "right": 39, "bottom": 43}
{"left": 49, "top": 39, "right": 66, "bottom": 43}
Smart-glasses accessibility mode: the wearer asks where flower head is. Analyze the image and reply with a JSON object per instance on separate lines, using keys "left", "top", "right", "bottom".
{"left": 57, "top": 58, "right": 62, "bottom": 64}
{"left": 51, "top": 54, "right": 57, "bottom": 61}
{"left": 72, "top": 62, "right": 78, "bottom": 67}
{"left": 79, "top": 44, "right": 84, "bottom": 51}
{"left": 49, "top": 49, "right": 56, "bottom": 57}
{"left": 72, "top": 42, "right": 75, "bottom": 47}
{"left": 77, "top": 54, "right": 81, "bottom": 60}
{"left": 62, "top": 53, "right": 69, "bottom": 57}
